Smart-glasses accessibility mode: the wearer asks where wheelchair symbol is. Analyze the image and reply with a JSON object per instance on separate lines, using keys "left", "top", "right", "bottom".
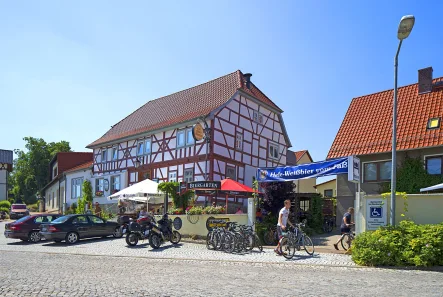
{"left": 370, "top": 207, "right": 382, "bottom": 218}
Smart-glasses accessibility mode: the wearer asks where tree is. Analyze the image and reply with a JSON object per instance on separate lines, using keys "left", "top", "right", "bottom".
{"left": 157, "top": 182, "right": 193, "bottom": 210}
{"left": 261, "top": 181, "right": 295, "bottom": 217}
{"left": 9, "top": 137, "right": 72, "bottom": 204}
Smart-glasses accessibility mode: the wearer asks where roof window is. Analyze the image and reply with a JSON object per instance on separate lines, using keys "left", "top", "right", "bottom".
{"left": 427, "top": 117, "right": 441, "bottom": 130}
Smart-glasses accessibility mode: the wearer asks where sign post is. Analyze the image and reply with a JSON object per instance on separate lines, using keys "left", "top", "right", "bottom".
{"left": 347, "top": 156, "right": 362, "bottom": 235}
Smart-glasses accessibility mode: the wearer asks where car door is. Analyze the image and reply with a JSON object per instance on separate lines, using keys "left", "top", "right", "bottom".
{"left": 88, "top": 215, "right": 107, "bottom": 237}
{"left": 71, "top": 215, "right": 92, "bottom": 238}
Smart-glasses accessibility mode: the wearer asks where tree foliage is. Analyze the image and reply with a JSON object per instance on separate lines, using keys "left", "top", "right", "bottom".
{"left": 382, "top": 156, "right": 443, "bottom": 194}
{"left": 157, "top": 182, "right": 194, "bottom": 210}
{"left": 261, "top": 181, "right": 295, "bottom": 216}
{"left": 9, "top": 137, "right": 71, "bottom": 204}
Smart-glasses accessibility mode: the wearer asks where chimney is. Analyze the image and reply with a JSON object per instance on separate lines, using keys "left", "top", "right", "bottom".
{"left": 243, "top": 73, "right": 252, "bottom": 89}
{"left": 418, "top": 67, "right": 433, "bottom": 94}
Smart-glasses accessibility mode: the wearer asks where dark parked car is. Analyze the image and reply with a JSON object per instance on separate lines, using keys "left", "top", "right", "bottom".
{"left": 9, "top": 204, "right": 30, "bottom": 219}
{"left": 4, "top": 214, "right": 61, "bottom": 242}
{"left": 40, "top": 214, "right": 121, "bottom": 244}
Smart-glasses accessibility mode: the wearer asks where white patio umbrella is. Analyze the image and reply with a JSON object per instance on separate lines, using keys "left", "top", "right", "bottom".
{"left": 420, "top": 183, "right": 443, "bottom": 192}
{"left": 108, "top": 178, "right": 165, "bottom": 201}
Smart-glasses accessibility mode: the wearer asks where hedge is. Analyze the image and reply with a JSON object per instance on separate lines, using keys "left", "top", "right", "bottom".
{"left": 352, "top": 221, "right": 443, "bottom": 267}
{"left": 0, "top": 201, "right": 11, "bottom": 209}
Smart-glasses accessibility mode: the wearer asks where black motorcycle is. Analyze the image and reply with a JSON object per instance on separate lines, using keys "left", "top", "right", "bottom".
{"left": 149, "top": 214, "right": 181, "bottom": 249}
{"left": 114, "top": 215, "right": 131, "bottom": 238}
{"left": 125, "top": 216, "right": 153, "bottom": 246}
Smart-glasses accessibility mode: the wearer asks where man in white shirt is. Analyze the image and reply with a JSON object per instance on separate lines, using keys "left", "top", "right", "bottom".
{"left": 275, "top": 199, "right": 294, "bottom": 255}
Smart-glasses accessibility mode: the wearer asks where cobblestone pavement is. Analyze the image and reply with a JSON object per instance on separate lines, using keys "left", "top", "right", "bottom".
{"left": 0, "top": 222, "right": 354, "bottom": 267}
{"left": 1, "top": 251, "right": 442, "bottom": 296}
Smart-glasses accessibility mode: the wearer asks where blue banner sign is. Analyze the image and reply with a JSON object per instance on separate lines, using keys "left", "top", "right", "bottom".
{"left": 257, "top": 157, "right": 349, "bottom": 182}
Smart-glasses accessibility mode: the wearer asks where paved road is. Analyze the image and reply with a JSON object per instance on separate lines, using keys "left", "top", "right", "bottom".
{"left": 1, "top": 251, "right": 442, "bottom": 296}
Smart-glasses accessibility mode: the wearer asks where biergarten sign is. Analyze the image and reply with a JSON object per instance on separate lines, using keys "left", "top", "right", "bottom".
{"left": 187, "top": 181, "right": 221, "bottom": 190}
{"left": 206, "top": 217, "right": 230, "bottom": 231}
{"left": 257, "top": 156, "right": 351, "bottom": 182}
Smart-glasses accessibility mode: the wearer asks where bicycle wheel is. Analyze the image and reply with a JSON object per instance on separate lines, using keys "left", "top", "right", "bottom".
{"left": 341, "top": 234, "right": 352, "bottom": 251}
{"left": 206, "top": 232, "right": 215, "bottom": 250}
{"left": 280, "top": 237, "right": 295, "bottom": 259}
{"left": 254, "top": 234, "right": 263, "bottom": 252}
{"left": 302, "top": 235, "right": 315, "bottom": 255}
{"left": 245, "top": 233, "right": 255, "bottom": 251}
{"left": 263, "top": 230, "right": 276, "bottom": 245}
{"left": 234, "top": 232, "right": 244, "bottom": 253}
{"left": 223, "top": 233, "right": 235, "bottom": 253}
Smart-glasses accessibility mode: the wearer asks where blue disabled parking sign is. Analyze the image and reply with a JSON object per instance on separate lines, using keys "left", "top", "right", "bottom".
{"left": 370, "top": 207, "right": 382, "bottom": 218}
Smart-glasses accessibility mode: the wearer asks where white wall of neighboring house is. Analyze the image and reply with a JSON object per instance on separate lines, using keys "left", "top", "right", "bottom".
{"left": 294, "top": 154, "right": 316, "bottom": 193}
{"left": 45, "top": 180, "right": 65, "bottom": 213}
{"left": 0, "top": 170, "right": 7, "bottom": 201}
{"left": 65, "top": 169, "right": 92, "bottom": 207}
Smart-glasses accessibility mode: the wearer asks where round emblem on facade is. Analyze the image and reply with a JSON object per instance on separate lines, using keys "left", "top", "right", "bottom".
{"left": 173, "top": 217, "right": 182, "bottom": 230}
{"left": 192, "top": 123, "right": 205, "bottom": 141}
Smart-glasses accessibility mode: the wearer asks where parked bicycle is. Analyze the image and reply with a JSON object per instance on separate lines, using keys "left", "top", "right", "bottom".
{"left": 339, "top": 224, "right": 355, "bottom": 251}
{"left": 279, "top": 220, "right": 315, "bottom": 259}
{"left": 263, "top": 225, "right": 279, "bottom": 245}
{"left": 206, "top": 222, "right": 262, "bottom": 253}
{"left": 322, "top": 216, "right": 335, "bottom": 233}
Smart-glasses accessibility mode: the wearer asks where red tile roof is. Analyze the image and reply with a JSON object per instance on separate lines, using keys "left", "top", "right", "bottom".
{"left": 64, "top": 161, "right": 93, "bottom": 174}
{"left": 327, "top": 77, "right": 443, "bottom": 159}
{"left": 87, "top": 70, "right": 282, "bottom": 148}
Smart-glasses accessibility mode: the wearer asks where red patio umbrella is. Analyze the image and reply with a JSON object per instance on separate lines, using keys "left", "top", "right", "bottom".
{"left": 219, "top": 179, "right": 261, "bottom": 213}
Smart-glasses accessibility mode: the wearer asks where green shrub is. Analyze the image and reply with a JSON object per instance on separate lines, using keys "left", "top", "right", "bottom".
{"left": 202, "top": 206, "right": 225, "bottom": 214}
{"left": 27, "top": 203, "right": 39, "bottom": 212}
{"left": 0, "top": 207, "right": 10, "bottom": 214}
{"left": 0, "top": 201, "right": 11, "bottom": 209}
{"left": 352, "top": 221, "right": 443, "bottom": 267}
{"left": 168, "top": 207, "right": 184, "bottom": 215}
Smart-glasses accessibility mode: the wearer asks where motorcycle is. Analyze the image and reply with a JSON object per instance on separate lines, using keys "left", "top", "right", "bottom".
{"left": 114, "top": 215, "right": 131, "bottom": 238}
{"left": 125, "top": 216, "right": 153, "bottom": 246}
{"left": 149, "top": 214, "right": 181, "bottom": 249}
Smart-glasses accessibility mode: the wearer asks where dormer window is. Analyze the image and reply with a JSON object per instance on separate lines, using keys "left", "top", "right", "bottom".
{"left": 53, "top": 165, "right": 58, "bottom": 179}
{"left": 427, "top": 117, "right": 441, "bottom": 130}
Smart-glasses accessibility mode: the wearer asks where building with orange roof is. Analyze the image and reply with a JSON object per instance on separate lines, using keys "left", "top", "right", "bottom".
{"left": 328, "top": 67, "right": 443, "bottom": 225}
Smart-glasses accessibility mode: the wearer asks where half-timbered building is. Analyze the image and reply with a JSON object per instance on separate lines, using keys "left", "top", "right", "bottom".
{"left": 87, "top": 71, "right": 292, "bottom": 204}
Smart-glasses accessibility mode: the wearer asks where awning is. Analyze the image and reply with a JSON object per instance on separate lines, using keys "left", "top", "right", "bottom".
{"left": 420, "top": 183, "right": 443, "bottom": 192}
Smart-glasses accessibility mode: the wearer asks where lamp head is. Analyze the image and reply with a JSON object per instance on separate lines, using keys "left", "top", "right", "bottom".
{"left": 397, "top": 15, "right": 415, "bottom": 40}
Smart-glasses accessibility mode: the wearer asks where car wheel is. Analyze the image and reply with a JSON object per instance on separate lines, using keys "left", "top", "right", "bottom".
{"left": 28, "top": 231, "right": 41, "bottom": 243}
{"left": 113, "top": 227, "right": 123, "bottom": 238}
{"left": 65, "top": 232, "right": 79, "bottom": 244}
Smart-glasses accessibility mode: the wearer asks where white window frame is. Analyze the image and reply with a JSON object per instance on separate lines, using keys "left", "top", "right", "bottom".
{"left": 362, "top": 159, "right": 392, "bottom": 183}
{"left": 145, "top": 138, "right": 152, "bottom": 155}
{"left": 177, "top": 130, "right": 186, "bottom": 148}
{"left": 186, "top": 128, "right": 195, "bottom": 145}
{"left": 268, "top": 142, "right": 280, "bottom": 160}
{"left": 101, "top": 149, "right": 107, "bottom": 163}
{"left": 235, "top": 133, "right": 243, "bottom": 150}
{"left": 71, "top": 178, "right": 83, "bottom": 199}
{"left": 137, "top": 141, "right": 144, "bottom": 156}
{"left": 111, "top": 175, "right": 121, "bottom": 193}
{"left": 96, "top": 178, "right": 104, "bottom": 193}
{"left": 253, "top": 110, "right": 263, "bottom": 124}
{"left": 184, "top": 168, "right": 194, "bottom": 182}
{"left": 53, "top": 165, "right": 58, "bottom": 179}
{"left": 226, "top": 166, "right": 236, "bottom": 180}
{"left": 112, "top": 146, "right": 118, "bottom": 161}
{"left": 168, "top": 171, "right": 177, "bottom": 182}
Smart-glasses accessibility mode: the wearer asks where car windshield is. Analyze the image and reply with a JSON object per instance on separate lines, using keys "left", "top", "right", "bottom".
{"left": 51, "top": 216, "right": 70, "bottom": 224}
{"left": 12, "top": 205, "right": 26, "bottom": 210}
{"left": 14, "top": 216, "right": 31, "bottom": 223}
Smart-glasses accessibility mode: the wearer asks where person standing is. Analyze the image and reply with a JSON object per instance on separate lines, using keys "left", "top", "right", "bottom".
{"left": 275, "top": 199, "right": 294, "bottom": 255}
{"left": 333, "top": 207, "right": 354, "bottom": 250}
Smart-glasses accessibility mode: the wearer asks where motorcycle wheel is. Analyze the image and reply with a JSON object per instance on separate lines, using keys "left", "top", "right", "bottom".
{"left": 126, "top": 232, "right": 139, "bottom": 246}
{"left": 149, "top": 233, "right": 162, "bottom": 249}
{"left": 170, "top": 231, "right": 181, "bottom": 244}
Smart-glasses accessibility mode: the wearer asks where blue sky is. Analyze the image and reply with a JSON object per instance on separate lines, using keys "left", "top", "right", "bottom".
{"left": 1, "top": 1, "right": 442, "bottom": 177}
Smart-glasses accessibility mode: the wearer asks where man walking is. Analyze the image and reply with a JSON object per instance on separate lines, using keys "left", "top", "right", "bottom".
{"left": 275, "top": 199, "right": 294, "bottom": 255}
{"left": 333, "top": 207, "right": 354, "bottom": 250}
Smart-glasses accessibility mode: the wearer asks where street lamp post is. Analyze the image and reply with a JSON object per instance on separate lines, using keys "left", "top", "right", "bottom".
{"left": 391, "top": 15, "right": 415, "bottom": 226}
